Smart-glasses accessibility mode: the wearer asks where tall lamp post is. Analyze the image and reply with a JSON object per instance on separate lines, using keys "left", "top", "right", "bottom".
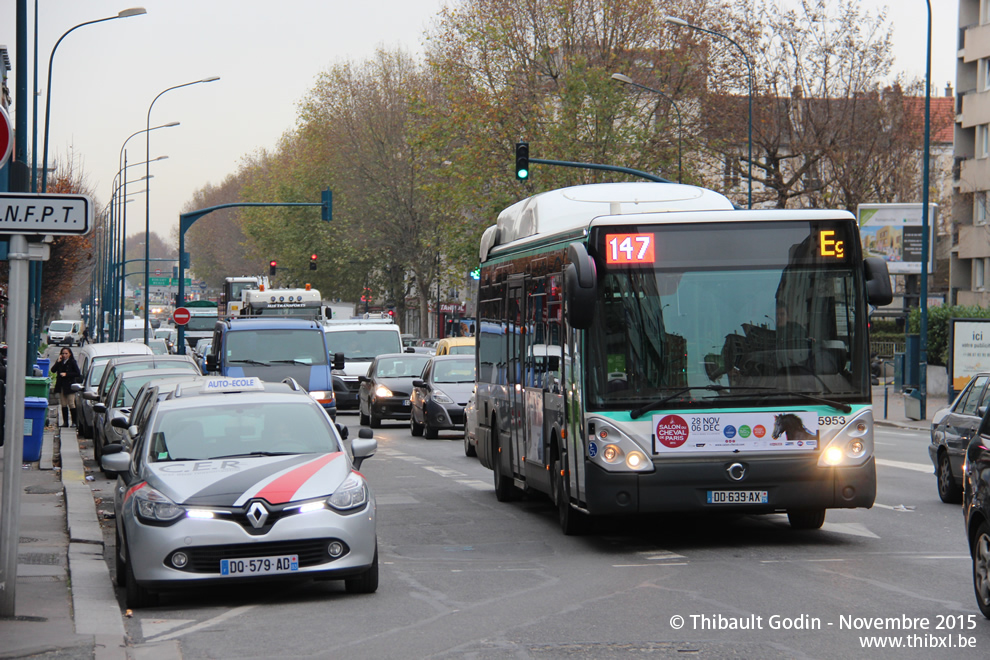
{"left": 144, "top": 76, "right": 219, "bottom": 343}
{"left": 611, "top": 72, "right": 683, "bottom": 183}
{"left": 919, "top": 0, "right": 932, "bottom": 419}
{"left": 39, "top": 7, "right": 147, "bottom": 192}
{"left": 665, "top": 15, "right": 753, "bottom": 208}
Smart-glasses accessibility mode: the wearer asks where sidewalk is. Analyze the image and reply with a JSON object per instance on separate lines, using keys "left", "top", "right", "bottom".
{"left": 0, "top": 413, "right": 126, "bottom": 660}
{"left": 871, "top": 382, "right": 948, "bottom": 431}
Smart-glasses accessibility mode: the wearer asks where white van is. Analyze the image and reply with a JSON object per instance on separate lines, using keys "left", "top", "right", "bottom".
{"left": 47, "top": 320, "right": 83, "bottom": 346}
{"left": 323, "top": 319, "right": 405, "bottom": 410}
{"left": 121, "top": 318, "right": 147, "bottom": 342}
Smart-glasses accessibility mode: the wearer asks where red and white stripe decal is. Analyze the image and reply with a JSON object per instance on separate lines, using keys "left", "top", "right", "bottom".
{"left": 243, "top": 453, "right": 342, "bottom": 505}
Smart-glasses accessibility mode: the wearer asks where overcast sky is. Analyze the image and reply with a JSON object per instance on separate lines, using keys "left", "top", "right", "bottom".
{"left": 0, "top": 1, "right": 960, "bottom": 241}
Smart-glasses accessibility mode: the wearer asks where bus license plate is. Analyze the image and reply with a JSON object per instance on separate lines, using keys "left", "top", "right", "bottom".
{"left": 220, "top": 554, "right": 299, "bottom": 576}
{"left": 707, "top": 490, "right": 768, "bottom": 504}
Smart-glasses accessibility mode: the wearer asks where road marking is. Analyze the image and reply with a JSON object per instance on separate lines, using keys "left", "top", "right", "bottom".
{"left": 144, "top": 605, "right": 255, "bottom": 642}
{"left": 392, "top": 454, "right": 427, "bottom": 464}
{"left": 876, "top": 458, "right": 931, "bottom": 473}
{"left": 612, "top": 562, "right": 688, "bottom": 568}
{"left": 456, "top": 479, "right": 491, "bottom": 491}
{"left": 140, "top": 619, "right": 195, "bottom": 639}
{"left": 424, "top": 465, "right": 467, "bottom": 479}
{"left": 821, "top": 522, "right": 880, "bottom": 538}
{"left": 636, "top": 550, "right": 686, "bottom": 561}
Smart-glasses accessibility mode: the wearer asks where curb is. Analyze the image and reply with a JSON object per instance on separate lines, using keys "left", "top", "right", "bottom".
{"left": 58, "top": 427, "right": 128, "bottom": 660}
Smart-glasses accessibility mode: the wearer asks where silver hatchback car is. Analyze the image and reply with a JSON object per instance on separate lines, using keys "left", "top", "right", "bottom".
{"left": 101, "top": 376, "right": 378, "bottom": 608}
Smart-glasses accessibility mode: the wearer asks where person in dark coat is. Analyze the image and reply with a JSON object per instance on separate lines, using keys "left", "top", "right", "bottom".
{"left": 51, "top": 348, "right": 81, "bottom": 427}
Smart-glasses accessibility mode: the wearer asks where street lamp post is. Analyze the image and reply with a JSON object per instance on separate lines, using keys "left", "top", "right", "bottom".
{"left": 39, "top": 7, "right": 147, "bottom": 192}
{"left": 665, "top": 15, "right": 753, "bottom": 208}
{"left": 611, "top": 72, "right": 683, "bottom": 183}
{"left": 144, "top": 76, "right": 219, "bottom": 343}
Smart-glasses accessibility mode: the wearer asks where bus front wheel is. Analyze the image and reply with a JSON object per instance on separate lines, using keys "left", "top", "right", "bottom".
{"left": 493, "top": 419, "right": 516, "bottom": 502}
{"left": 787, "top": 508, "right": 825, "bottom": 530}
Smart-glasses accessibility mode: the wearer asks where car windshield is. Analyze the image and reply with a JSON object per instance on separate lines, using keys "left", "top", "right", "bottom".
{"left": 375, "top": 356, "right": 430, "bottom": 377}
{"left": 49, "top": 321, "right": 74, "bottom": 332}
{"left": 447, "top": 345, "right": 474, "bottom": 355}
{"left": 325, "top": 329, "right": 401, "bottom": 359}
{"left": 147, "top": 401, "right": 338, "bottom": 461}
{"left": 433, "top": 359, "right": 476, "bottom": 383}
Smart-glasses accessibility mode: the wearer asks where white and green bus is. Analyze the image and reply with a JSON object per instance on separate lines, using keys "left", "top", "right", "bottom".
{"left": 474, "top": 182, "right": 893, "bottom": 534}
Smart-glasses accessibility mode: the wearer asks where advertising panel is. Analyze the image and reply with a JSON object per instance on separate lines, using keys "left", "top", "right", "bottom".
{"left": 857, "top": 203, "right": 937, "bottom": 275}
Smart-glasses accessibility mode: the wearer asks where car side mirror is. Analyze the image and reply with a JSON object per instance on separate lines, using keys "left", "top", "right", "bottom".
{"left": 357, "top": 375, "right": 368, "bottom": 384}
{"left": 412, "top": 379, "right": 426, "bottom": 388}
{"left": 335, "top": 423, "right": 349, "bottom": 440}
{"left": 70, "top": 383, "right": 83, "bottom": 393}
{"left": 82, "top": 390, "right": 98, "bottom": 401}
{"left": 93, "top": 403, "right": 107, "bottom": 414}
{"left": 332, "top": 352, "right": 345, "bottom": 370}
{"left": 405, "top": 347, "right": 414, "bottom": 353}
{"left": 351, "top": 429, "right": 377, "bottom": 470}
{"left": 110, "top": 416, "right": 130, "bottom": 429}
{"left": 100, "top": 450, "right": 130, "bottom": 474}
{"left": 206, "top": 354, "right": 217, "bottom": 372}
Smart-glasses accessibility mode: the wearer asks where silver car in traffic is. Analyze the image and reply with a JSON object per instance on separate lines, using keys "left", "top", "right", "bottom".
{"left": 101, "top": 376, "right": 378, "bottom": 608}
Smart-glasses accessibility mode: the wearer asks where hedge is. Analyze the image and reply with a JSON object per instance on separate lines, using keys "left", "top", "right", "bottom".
{"left": 907, "top": 305, "right": 990, "bottom": 366}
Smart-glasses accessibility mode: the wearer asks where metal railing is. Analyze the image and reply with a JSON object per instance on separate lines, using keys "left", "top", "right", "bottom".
{"left": 870, "top": 340, "right": 904, "bottom": 358}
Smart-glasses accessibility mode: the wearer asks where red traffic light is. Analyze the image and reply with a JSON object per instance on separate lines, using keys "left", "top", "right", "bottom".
{"left": 310, "top": 254, "right": 317, "bottom": 261}
{"left": 309, "top": 254, "right": 317, "bottom": 271}
{"left": 270, "top": 260, "right": 277, "bottom": 267}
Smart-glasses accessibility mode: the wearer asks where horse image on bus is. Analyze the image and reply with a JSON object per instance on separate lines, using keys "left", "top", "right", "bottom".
{"left": 473, "top": 181, "right": 893, "bottom": 534}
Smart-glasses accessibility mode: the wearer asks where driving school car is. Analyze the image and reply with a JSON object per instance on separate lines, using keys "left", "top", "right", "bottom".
{"left": 101, "top": 376, "right": 378, "bottom": 608}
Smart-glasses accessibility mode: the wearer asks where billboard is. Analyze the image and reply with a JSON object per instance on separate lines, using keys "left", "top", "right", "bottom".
{"left": 857, "top": 203, "right": 937, "bottom": 275}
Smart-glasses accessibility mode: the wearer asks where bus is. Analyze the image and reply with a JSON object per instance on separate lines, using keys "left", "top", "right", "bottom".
{"left": 473, "top": 182, "right": 893, "bottom": 534}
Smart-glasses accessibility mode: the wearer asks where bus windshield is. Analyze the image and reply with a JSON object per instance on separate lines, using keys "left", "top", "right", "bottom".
{"left": 585, "top": 221, "right": 867, "bottom": 411}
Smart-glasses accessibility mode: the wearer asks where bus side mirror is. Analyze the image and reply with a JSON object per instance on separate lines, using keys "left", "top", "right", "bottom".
{"left": 564, "top": 242, "right": 597, "bottom": 329}
{"left": 548, "top": 355, "right": 560, "bottom": 372}
{"left": 864, "top": 257, "right": 893, "bottom": 306}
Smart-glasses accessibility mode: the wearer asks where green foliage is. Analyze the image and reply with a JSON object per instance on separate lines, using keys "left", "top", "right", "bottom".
{"left": 908, "top": 305, "right": 990, "bottom": 366}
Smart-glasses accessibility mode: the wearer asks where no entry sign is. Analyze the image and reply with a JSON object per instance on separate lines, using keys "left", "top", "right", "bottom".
{"left": 172, "top": 307, "right": 191, "bottom": 325}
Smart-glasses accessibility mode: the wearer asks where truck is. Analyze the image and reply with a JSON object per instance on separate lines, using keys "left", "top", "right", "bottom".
{"left": 241, "top": 286, "right": 323, "bottom": 318}
{"left": 321, "top": 316, "right": 406, "bottom": 410}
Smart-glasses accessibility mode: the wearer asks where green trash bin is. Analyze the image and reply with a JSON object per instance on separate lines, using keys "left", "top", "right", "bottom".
{"left": 25, "top": 376, "right": 51, "bottom": 399}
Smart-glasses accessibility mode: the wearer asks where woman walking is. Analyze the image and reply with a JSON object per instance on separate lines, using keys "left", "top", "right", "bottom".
{"left": 51, "top": 348, "right": 81, "bottom": 427}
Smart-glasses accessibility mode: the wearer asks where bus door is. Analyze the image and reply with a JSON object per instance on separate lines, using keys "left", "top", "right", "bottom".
{"left": 506, "top": 277, "right": 526, "bottom": 479}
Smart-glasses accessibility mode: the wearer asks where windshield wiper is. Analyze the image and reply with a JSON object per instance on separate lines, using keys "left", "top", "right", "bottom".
{"left": 211, "top": 451, "right": 306, "bottom": 459}
{"left": 710, "top": 390, "right": 852, "bottom": 414}
{"left": 230, "top": 359, "right": 269, "bottom": 366}
{"left": 629, "top": 385, "right": 769, "bottom": 419}
{"left": 270, "top": 359, "right": 309, "bottom": 365}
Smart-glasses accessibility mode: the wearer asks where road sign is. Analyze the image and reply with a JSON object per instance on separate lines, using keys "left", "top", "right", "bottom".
{"left": 155, "top": 269, "right": 162, "bottom": 275}
{"left": 173, "top": 307, "right": 191, "bottom": 325}
{"left": 0, "top": 192, "right": 93, "bottom": 235}
{"left": 0, "top": 106, "right": 11, "bottom": 168}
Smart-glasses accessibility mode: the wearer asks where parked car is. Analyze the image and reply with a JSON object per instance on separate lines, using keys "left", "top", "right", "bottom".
{"left": 963, "top": 408, "right": 990, "bottom": 617}
{"left": 358, "top": 353, "right": 432, "bottom": 428}
{"left": 930, "top": 373, "right": 990, "bottom": 503}
{"left": 72, "top": 342, "right": 154, "bottom": 440}
{"left": 100, "top": 376, "right": 378, "bottom": 608}
{"left": 130, "top": 338, "right": 170, "bottom": 355}
{"left": 410, "top": 355, "right": 476, "bottom": 439}
{"left": 94, "top": 369, "right": 203, "bottom": 477}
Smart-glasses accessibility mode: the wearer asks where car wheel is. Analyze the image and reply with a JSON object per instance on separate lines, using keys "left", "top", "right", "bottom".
{"left": 974, "top": 522, "right": 990, "bottom": 618}
{"left": 787, "top": 509, "right": 826, "bottom": 530}
{"left": 464, "top": 433, "right": 476, "bottom": 457}
{"left": 93, "top": 432, "right": 103, "bottom": 461}
{"left": 344, "top": 544, "right": 379, "bottom": 594}
{"left": 123, "top": 541, "right": 158, "bottom": 608}
{"left": 410, "top": 413, "right": 424, "bottom": 437}
{"left": 493, "top": 419, "right": 517, "bottom": 502}
{"left": 937, "top": 452, "right": 963, "bottom": 504}
{"left": 424, "top": 422, "right": 438, "bottom": 439}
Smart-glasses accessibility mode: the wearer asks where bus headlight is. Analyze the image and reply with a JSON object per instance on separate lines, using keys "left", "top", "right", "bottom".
{"left": 817, "top": 409, "right": 873, "bottom": 467}
{"left": 587, "top": 419, "right": 653, "bottom": 473}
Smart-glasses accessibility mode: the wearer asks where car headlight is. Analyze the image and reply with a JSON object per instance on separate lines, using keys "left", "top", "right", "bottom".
{"left": 431, "top": 388, "right": 453, "bottom": 404}
{"left": 375, "top": 384, "right": 393, "bottom": 398}
{"left": 327, "top": 473, "right": 369, "bottom": 511}
{"left": 132, "top": 483, "right": 185, "bottom": 523}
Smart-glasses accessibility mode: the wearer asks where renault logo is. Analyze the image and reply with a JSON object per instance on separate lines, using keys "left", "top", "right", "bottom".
{"left": 727, "top": 463, "right": 747, "bottom": 482}
{"left": 246, "top": 501, "right": 269, "bottom": 529}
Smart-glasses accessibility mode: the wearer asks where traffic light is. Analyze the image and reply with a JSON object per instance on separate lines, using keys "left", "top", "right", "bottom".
{"left": 269, "top": 260, "right": 277, "bottom": 276}
{"left": 310, "top": 253, "right": 317, "bottom": 271}
{"left": 515, "top": 142, "right": 529, "bottom": 180}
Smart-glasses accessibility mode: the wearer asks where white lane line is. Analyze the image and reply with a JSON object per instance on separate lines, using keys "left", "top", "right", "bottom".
{"left": 392, "top": 455, "right": 427, "bottom": 464}
{"left": 876, "top": 458, "right": 931, "bottom": 473}
{"left": 145, "top": 605, "right": 256, "bottom": 642}
{"left": 456, "top": 479, "right": 492, "bottom": 491}
{"left": 612, "top": 563, "right": 688, "bottom": 568}
{"left": 424, "top": 465, "right": 467, "bottom": 479}
{"left": 636, "top": 550, "right": 686, "bottom": 561}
